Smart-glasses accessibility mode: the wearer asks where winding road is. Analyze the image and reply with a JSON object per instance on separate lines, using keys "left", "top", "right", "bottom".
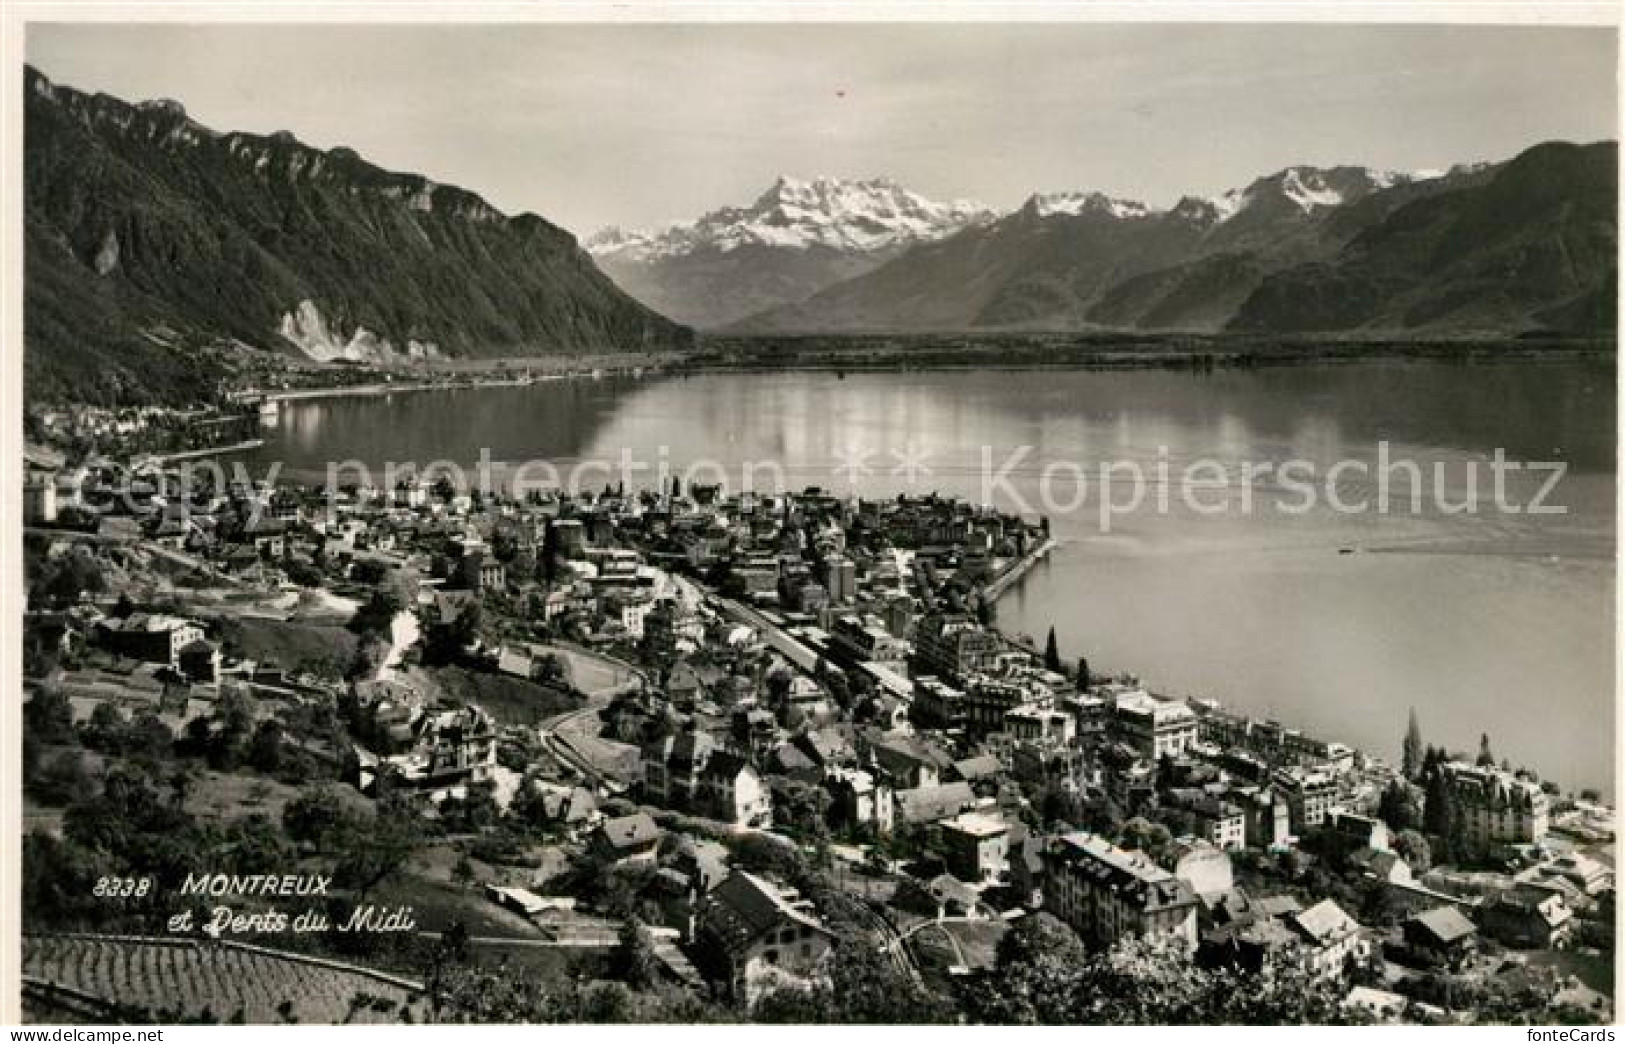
{"left": 534, "top": 643, "right": 646, "bottom": 785}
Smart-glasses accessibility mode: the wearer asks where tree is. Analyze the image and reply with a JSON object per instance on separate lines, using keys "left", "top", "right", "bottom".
{"left": 1076, "top": 657, "right": 1091, "bottom": 687}
{"left": 439, "top": 779, "right": 500, "bottom": 834}
{"left": 334, "top": 792, "right": 423, "bottom": 898}
{"left": 62, "top": 767, "right": 199, "bottom": 890}
{"left": 1421, "top": 748, "right": 1459, "bottom": 861}
{"left": 248, "top": 720, "right": 285, "bottom": 774}
{"left": 1042, "top": 627, "right": 1062, "bottom": 672}
{"left": 754, "top": 935, "right": 951, "bottom": 1024}
{"left": 1117, "top": 817, "right": 1173, "bottom": 861}
{"left": 207, "top": 687, "right": 257, "bottom": 770}
{"left": 777, "top": 780, "right": 833, "bottom": 838}
{"left": 127, "top": 712, "right": 176, "bottom": 762}
{"left": 283, "top": 560, "right": 325, "bottom": 587}
{"left": 997, "top": 910, "right": 1088, "bottom": 969}
{"left": 961, "top": 925, "right": 1355, "bottom": 1025}
{"left": 21, "top": 829, "right": 110, "bottom": 929}
{"left": 1393, "top": 829, "right": 1432, "bottom": 874}
{"left": 1377, "top": 780, "right": 1421, "bottom": 832}
{"left": 540, "top": 521, "right": 562, "bottom": 587}
{"left": 82, "top": 702, "right": 131, "bottom": 754}
{"left": 28, "top": 749, "right": 96, "bottom": 806}
{"left": 614, "top": 916, "right": 659, "bottom": 990}
{"left": 283, "top": 787, "right": 365, "bottom": 848}
{"left": 1402, "top": 709, "right": 1424, "bottom": 781}
{"left": 24, "top": 685, "right": 75, "bottom": 744}
{"left": 37, "top": 552, "right": 105, "bottom": 606}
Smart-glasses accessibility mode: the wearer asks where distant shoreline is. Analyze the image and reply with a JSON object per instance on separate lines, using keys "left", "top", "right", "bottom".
{"left": 142, "top": 438, "right": 266, "bottom": 465}
{"left": 246, "top": 336, "right": 1615, "bottom": 406}
{"left": 682, "top": 332, "right": 1615, "bottom": 375}
{"left": 259, "top": 369, "right": 634, "bottom": 405}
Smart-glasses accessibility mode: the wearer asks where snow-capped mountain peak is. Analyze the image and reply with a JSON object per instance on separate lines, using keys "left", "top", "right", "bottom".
{"left": 589, "top": 177, "right": 997, "bottom": 261}
{"left": 584, "top": 225, "right": 656, "bottom": 254}
{"left": 1279, "top": 167, "right": 1348, "bottom": 210}
{"left": 1026, "top": 191, "right": 1159, "bottom": 220}
{"left": 1204, "top": 165, "right": 1430, "bottom": 219}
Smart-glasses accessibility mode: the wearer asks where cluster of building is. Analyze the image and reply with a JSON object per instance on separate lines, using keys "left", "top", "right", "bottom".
{"left": 20, "top": 450, "right": 1614, "bottom": 1022}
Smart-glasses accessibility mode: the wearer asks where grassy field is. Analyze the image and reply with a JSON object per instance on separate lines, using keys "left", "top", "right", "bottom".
{"left": 411, "top": 666, "right": 582, "bottom": 726}
{"left": 1527, "top": 947, "right": 1616, "bottom": 996}
{"left": 459, "top": 938, "right": 606, "bottom": 979}
{"left": 910, "top": 917, "right": 1007, "bottom": 994}
{"left": 526, "top": 644, "right": 636, "bottom": 696}
{"left": 368, "top": 870, "right": 545, "bottom": 940}
{"left": 408, "top": 841, "right": 571, "bottom": 891}
{"left": 214, "top": 617, "right": 359, "bottom": 679}
{"left": 182, "top": 768, "right": 372, "bottom": 826}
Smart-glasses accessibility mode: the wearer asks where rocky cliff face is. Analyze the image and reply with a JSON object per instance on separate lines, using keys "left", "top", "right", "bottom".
{"left": 24, "top": 66, "right": 692, "bottom": 404}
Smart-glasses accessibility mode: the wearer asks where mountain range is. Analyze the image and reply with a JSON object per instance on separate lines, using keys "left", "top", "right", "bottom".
{"left": 730, "top": 147, "right": 1616, "bottom": 336}
{"left": 23, "top": 66, "right": 691, "bottom": 405}
{"left": 22, "top": 67, "right": 1617, "bottom": 406}
{"left": 588, "top": 177, "right": 996, "bottom": 329}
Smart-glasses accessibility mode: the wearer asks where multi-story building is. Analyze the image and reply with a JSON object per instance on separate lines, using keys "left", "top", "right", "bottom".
{"left": 1169, "top": 792, "right": 1248, "bottom": 852}
{"left": 911, "top": 675, "right": 967, "bottom": 731}
{"left": 616, "top": 595, "right": 654, "bottom": 639}
{"left": 699, "top": 872, "right": 836, "bottom": 1005}
{"left": 912, "top": 614, "right": 1000, "bottom": 683}
{"left": 550, "top": 518, "right": 586, "bottom": 556}
{"left": 1287, "top": 899, "right": 1368, "bottom": 978}
{"left": 1273, "top": 766, "right": 1341, "bottom": 834}
{"left": 641, "top": 599, "right": 687, "bottom": 663}
{"left": 644, "top": 730, "right": 772, "bottom": 829}
{"left": 1041, "top": 832, "right": 1199, "bottom": 951}
{"left": 825, "top": 767, "right": 894, "bottom": 833}
{"left": 1004, "top": 702, "right": 1076, "bottom": 746}
{"left": 697, "top": 751, "right": 773, "bottom": 829}
{"left": 94, "top": 613, "right": 207, "bottom": 668}
{"left": 1111, "top": 691, "right": 1199, "bottom": 761}
{"left": 962, "top": 677, "right": 1029, "bottom": 738}
{"left": 1441, "top": 761, "right": 1550, "bottom": 852}
{"left": 354, "top": 700, "right": 498, "bottom": 799}
{"left": 823, "top": 555, "right": 857, "bottom": 604}
{"left": 828, "top": 614, "right": 910, "bottom": 673}
{"left": 24, "top": 471, "right": 57, "bottom": 523}
{"left": 1479, "top": 884, "right": 1574, "bottom": 948}
{"left": 939, "top": 812, "right": 1010, "bottom": 885}
{"left": 642, "top": 729, "right": 717, "bottom": 807}
{"left": 1194, "top": 706, "right": 1356, "bottom": 771}
{"left": 866, "top": 733, "right": 951, "bottom": 789}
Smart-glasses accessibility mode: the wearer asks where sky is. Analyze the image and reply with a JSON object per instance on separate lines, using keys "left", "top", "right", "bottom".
{"left": 25, "top": 21, "right": 1620, "bottom": 237}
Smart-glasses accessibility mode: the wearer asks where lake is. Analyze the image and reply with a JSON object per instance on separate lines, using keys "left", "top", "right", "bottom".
{"left": 244, "top": 359, "right": 1616, "bottom": 790}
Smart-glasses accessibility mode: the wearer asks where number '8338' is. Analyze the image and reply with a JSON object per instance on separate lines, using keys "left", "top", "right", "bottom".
{"left": 92, "top": 877, "right": 153, "bottom": 898}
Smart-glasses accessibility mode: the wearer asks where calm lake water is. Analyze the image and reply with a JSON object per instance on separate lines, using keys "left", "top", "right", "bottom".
{"left": 245, "top": 360, "right": 1616, "bottom": 790}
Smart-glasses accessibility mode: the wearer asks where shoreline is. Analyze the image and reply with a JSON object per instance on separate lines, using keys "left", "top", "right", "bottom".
{"left": 256, "top": 365, "right": 666, "bottom": 406}
{"left": 248, "top": 342, "right": 1613, "bottom": 407}
{"left": 140, "top": 438, "right": 266, "bottom": 466}
{"left": 984, "top": 535, "right": 1058, "bottom": 604}
{"left": 680, "top": 341, "right": 1613, "bottom": 376}
{"left": 263, "top": 376, "right": 562, "bottom": 405}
